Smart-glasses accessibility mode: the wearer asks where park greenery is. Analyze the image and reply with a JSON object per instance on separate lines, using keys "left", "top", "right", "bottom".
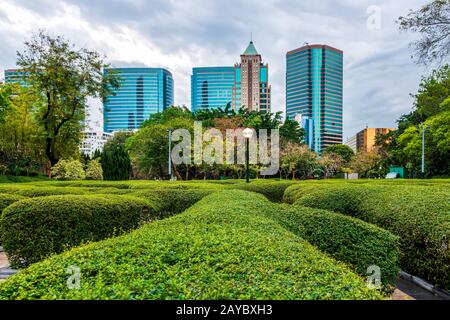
{"left": 0, "top": 178, "right": 448, "bottom": 299}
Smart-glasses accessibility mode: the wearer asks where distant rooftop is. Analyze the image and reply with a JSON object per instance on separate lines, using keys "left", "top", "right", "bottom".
{"left": 242, "top": 41, "right": 259, "bottom": 55}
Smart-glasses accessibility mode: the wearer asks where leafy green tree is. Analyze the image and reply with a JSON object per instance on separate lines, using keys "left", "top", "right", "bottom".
{"left": 0, "top": 84, "right": 45, "bottom": 175}
{"left": 281, "top": 142, "right": 318, "bottom": 179}
{"left": 323, "top": 144, "right": 354, "bottom": 164}
{"left": 127, "top": 117, "right": 193, "bottom": 179}
{"left": 350, "top": 151, "right": 382, "bottom": 178}
{"left": 103, "top": 131, "right": 134, "bottom": 153}
{"left": 17, "top": 30, "right": 119, "bottom": 166}
{"left": 398, "top": 0, "right": 450, "bottom": 65}
{"left": 51, "top": 159, "right": 85, "bottom": 180}
{"left": 397, "top": 111, "right": 450, "bottom": 175}
{"left": 279, "top": 119, "right": 304, "bottom": 144}
{"left": 85, "top": 159, "right": 103, "bottom": 180}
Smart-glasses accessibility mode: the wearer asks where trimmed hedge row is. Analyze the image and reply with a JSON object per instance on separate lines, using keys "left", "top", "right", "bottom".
{"left": 0, "top": 195, "right": 156, "bottom": 267}
{"left": 0, "top": 194, "right": 27, "bottom": 245}
{"left": 288, "top": 183, "right": 450, "bottom": 291}
{"left": 274, "top": 204, "right": 400, "bottom": 288}
{"left": 232, "top": 181, "right": 297, "bottom": 202}
{"left": 132, "top": 189, "right": 217, "bottom": 217}
{"left": 0, "top": 190, "right": 384, "bottom": 300}
{"left": 0, "top": 188, "right": 217, "bottom": 267}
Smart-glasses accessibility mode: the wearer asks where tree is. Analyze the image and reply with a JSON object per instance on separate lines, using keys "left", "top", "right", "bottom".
{"left": 281, "top": 142, "right": 318, "bottom": 179}
{"left": 350, "top": 151, "right": 382, "bottom": 177}
{"left": 0, "top": 84, "right": 45, "bottom": 175}
{"left": 398, "top": 0, "right": 450, "bottom": 66}
{"left": 51, "top": 159, "right": 85, "bottom": 180}
{"left": 397, "top": 111, "right": 450, "bottom": 176}
{"left": 103, "top": 131, "right": 134, "bottom": 153}
{"left": 279, "top": 119, "right": 304, "bottom": 144}
{"left": 319, "top": 153, "right": 344, "bottom": 178}
{"left": 85, "top": 159, "right": 103, "bottom": 180}
{"left": 398, "top": 66, "right": 450, "bottom": 132}
{"left": 101, "top": 145, "right": 131, "bottom": 181}
{"left": 17, "top": 30, "right": 119, "bottom": 166}
{"left": 322, "top": 144, "right": 354, "bottom": 164}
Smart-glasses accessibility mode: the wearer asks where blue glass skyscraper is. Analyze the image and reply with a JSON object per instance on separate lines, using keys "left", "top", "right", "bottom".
{"left": 191, "top": 67, "right": 234, "bottom": 111}
{"left": 286, "top": 44, "right": 343, "bottom": 152}
{"left": 103, "top": 68, "right": 173, "bottom": 132}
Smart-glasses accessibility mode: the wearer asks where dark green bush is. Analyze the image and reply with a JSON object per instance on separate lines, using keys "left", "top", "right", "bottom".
{"left": 133, "top": 189, "right": 216, "bottom": 217}
{"left": 0, "top": 195, "right": 156, "bottom": 267}
{"left": 0, "top": 190, "right": 383, "bottom": 300}
{"left": 233, "top": 181, "right": 297, "bottom": 202}
{"left": 292, "top": 184, "right": 450, "bottom": 291}
{"left": 274, "top": 204, "right": 400, "bottom": 288}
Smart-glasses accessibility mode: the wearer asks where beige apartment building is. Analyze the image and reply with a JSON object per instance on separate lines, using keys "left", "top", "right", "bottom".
{"left": 346, "top": 127, "right": 396, "bottom": 152}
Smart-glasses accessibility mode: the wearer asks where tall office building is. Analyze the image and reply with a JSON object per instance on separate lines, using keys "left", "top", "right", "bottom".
{"left": 232, "top": 41, "right": 271, "bottom": 112}
{"left": 103, "top": 68, "right": 173, "bottom": 132}
{"left": 4, "top": 69, "right": 30, "bottom": 87}
{"left": 191, "top": 67, "right": 234, "bottom": 112}
{"left": 286, "top": 44, "right": 343, "bottom": 152}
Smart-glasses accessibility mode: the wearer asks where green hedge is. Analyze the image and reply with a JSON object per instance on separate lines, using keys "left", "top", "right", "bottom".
{"left": 274, "top": 204, "right": 400, "bottom": 288}
{"left": 291, "top": 184, "right": 450, "bottom": 291}
{"left": 133, "top": 189, "right": 216, "bottom": 217}
{"left": 0, "top": 193, "right": 27, "bottom": 245}
{"left": 0, "top": 190, "right": 383, "bottom": 300}
{"left": 233, "top": 181, "right": 297, "bottom": 202}
{"left": 0, "top": 195, "right": 156, "bottom": 267}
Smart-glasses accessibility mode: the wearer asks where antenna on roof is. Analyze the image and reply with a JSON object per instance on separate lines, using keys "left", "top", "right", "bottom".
{"left": 250, "top": 32, "right": 253, "bottom": 42}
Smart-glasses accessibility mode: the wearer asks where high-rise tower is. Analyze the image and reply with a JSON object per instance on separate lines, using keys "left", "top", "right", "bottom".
{"left": 286, "top": 44, "right": 343, "bottom": 152}
{"left": 232, "top": 41, "right": 271, "bottom": 112}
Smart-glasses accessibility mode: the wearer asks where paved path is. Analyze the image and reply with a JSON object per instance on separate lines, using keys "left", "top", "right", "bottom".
{"left": 0, "top": 250, "right": 8, "bottom": 269}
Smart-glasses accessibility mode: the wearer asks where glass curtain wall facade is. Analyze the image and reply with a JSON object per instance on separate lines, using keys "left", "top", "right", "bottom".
{"left": 4, "top": 69, "right": 30, "bottom": 87}
{"left": 286, "top": 45, "right": 343, "bottom": 152}
{"left": 191, "top": 67, "right": 234, "bottom": 111}
{"left": 103, "top": 68, "right": 173, "bottom": 132}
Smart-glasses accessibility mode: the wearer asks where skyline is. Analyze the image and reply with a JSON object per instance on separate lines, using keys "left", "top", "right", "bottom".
{"left": 0, "top": 0, "right": 429, "bottom": 137}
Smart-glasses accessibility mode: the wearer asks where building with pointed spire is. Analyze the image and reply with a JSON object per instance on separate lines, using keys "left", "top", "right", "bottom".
{"left": 232, "top": 41, "right": 271, "bottom": 112}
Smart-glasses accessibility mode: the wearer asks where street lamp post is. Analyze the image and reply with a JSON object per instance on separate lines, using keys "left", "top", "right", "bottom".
{"left": 243, "top": 128, "right": 253, "bottom": 183}
{"left": 421, "top": 123, "right": 430, "bottom": 175}
{"left": 167, "top": 128, "right": 173, "bottom": 180}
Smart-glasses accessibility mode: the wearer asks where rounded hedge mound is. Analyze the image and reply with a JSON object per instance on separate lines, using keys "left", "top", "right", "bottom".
{"left": 0, "top": 195, "right": 156, "bottom": 267}
{"left": 0, "top": 190, "right": 384, "bottom": 300}
{"left": 275, "top": 204, "right": 400, "bottom": 289}
{"left": 290, "top": 183, "right": 450, "bottom": 291}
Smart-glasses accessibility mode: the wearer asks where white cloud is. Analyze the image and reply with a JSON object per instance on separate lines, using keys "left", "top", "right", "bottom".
{"left": 0, "top": 0, "right": 430, "bottom": 137}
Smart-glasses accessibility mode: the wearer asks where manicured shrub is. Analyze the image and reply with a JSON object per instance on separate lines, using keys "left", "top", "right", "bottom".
{"left": 0, "top": 193, "right": 27, "bottom": 245}
{"left": 0, "top": 194, "right": 26, "bottom": 213}
{"left": 293, "top": 184, "right": 450, "bottom": 291}
{"left": 85, "top": 159, "right": 103, "bottom": 180}
{"left": 15, "top": 186, "right": 89, "bottom": 198}
{"left": 0, "top": 195, "right": 156, "bottom": 267}
{"left": 0, "top": 190, "right": 384, "bottom": 300}
{"left": 274, "top": 204, "right": 400, "bottom": 288}
{"left": 51, "top": 159, "right": 86, "bottom": 180}
{"left": 133, "top": 189, "right": 216, "bottom": 217}
{"left": 233, "top": 181, "right": 297, "bottom": 202}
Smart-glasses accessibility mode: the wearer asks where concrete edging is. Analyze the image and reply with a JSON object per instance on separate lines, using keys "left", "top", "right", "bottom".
{"left": 400, "top": 271, "right": 450, "bottom": 300}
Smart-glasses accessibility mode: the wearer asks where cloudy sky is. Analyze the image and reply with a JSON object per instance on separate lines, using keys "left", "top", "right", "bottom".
{"left": 0, "top": 0, "right": 429, "bottom": 138}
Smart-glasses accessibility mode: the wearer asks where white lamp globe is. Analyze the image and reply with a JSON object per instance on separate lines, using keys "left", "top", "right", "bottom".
{"left": 243, "top": 128, "right": 253, "bottom": 139}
